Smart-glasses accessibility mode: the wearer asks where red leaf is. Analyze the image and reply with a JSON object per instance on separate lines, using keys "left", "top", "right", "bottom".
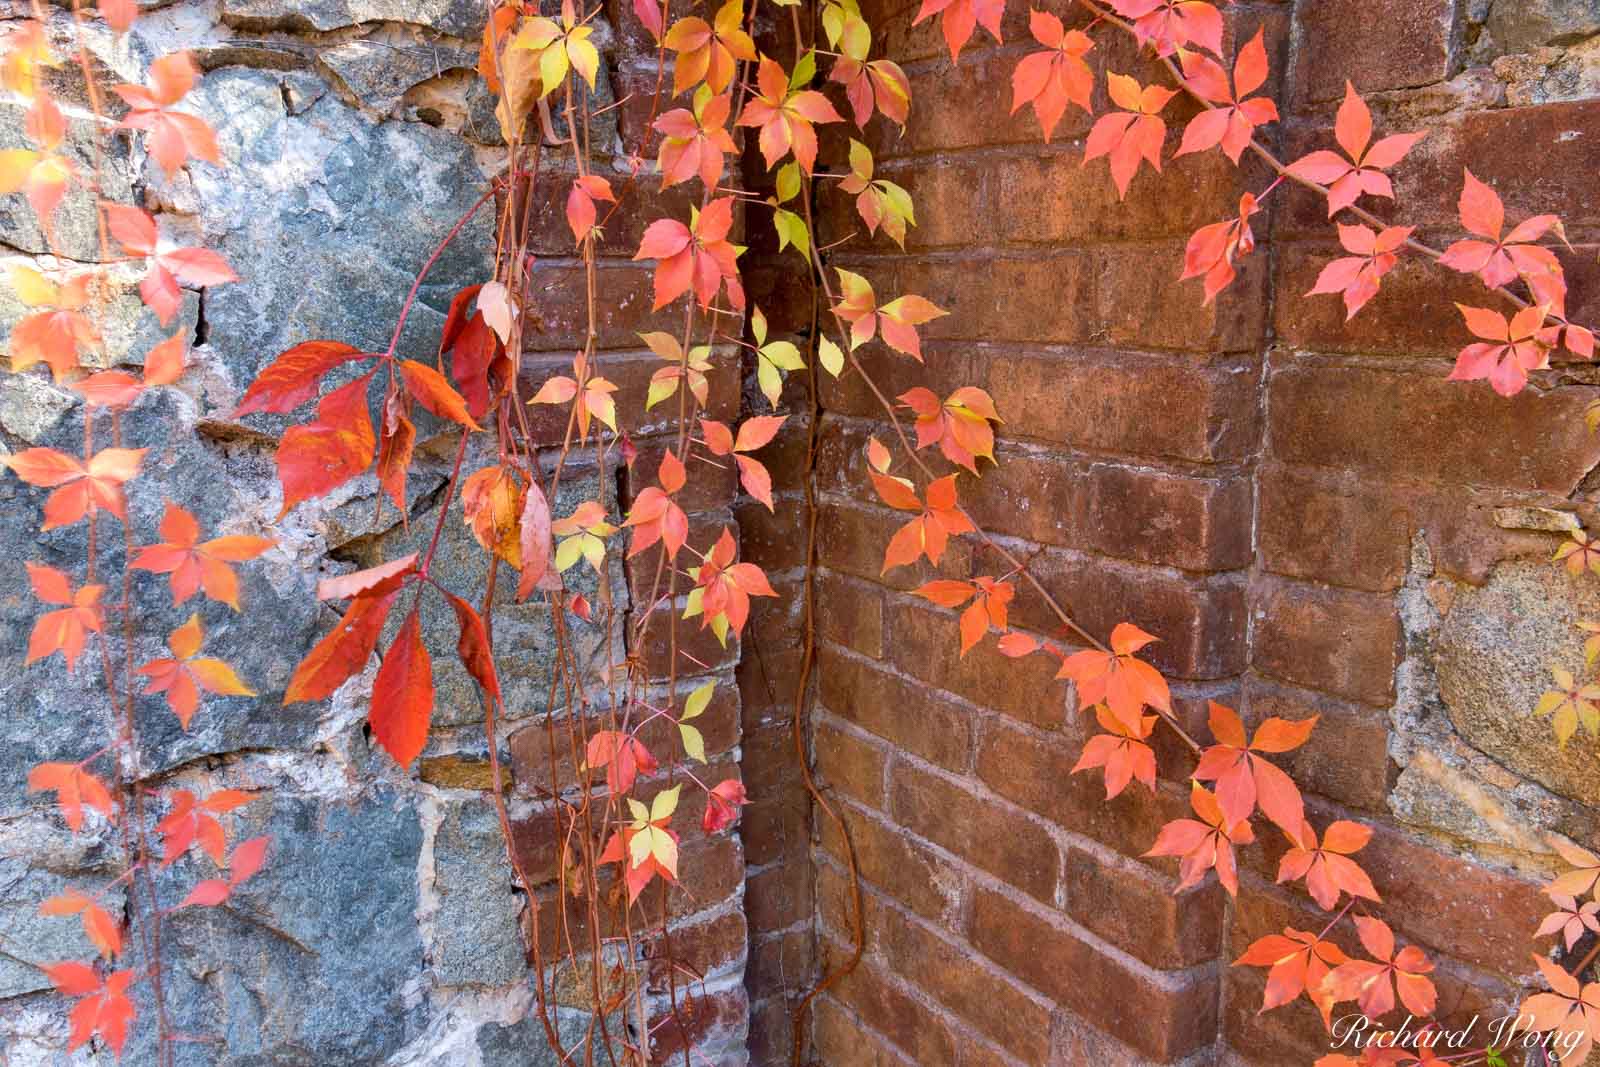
{"left": 275, "top": 373, "right": 377, "bottom": 515}
{"left": 399, "top": 358, "right": 482, "bottom": 430}
{"left": 284, "top": 587, "right": 399, "bottom": 703}
{"left": 369, "top": 607, "right": 434, "bottom": 766}
{"left": 444, "top": 591, "right": 501, "bottom": 702}
{"left": 515, "top": 480, "right": 553, "bottom": 601}
{"left": 235, "top": 341, "right": 365, "bottom": 416}
{"left": 316, "top": 554, "right": 417, "bottom": 602}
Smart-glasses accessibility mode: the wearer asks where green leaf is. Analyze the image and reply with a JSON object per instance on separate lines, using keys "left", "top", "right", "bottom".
{"left": 684, "top": 679, "right": 715, "bottom": 720}
{"left": 651, "top": 784, "right": 681, "bottom": 822}
{"left": 772, "top": 207, "right": 809, "bottom": 258}
{"left": 645, "top": 372, "right": 679, "bottom": 410}
{"left": 555, "top": 536, "right": 584, "bottom": 573}
{"left": 679, "top": 722, "right": 705, "bottom": 763}
{"left": 761, "top": 340, "right": 805, "bottom": 370}
{"left": 627, "top": 797, "right": 650, "bottom": 824}
{"left": 789, "top": 49, "right": 817, "bottom": 90}
{"left": 751, "top": 305, "right": 768, "bottom": 346}
{"left": 819, "top": 336, "right": 844, "bottom": 377}
{"left": 757, "top": 357, "right": 782, "bottom": 409}
{"left": 776, "top": 163, "right": 801, "bottom": 204}
{"left": 849, "top": 139, "right": 873, "bottom": 182}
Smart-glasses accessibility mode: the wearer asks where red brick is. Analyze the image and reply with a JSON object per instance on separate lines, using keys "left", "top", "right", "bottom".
{"left": 813, "top": 497, "right": 977, "bottom": 594}
{"left": 980, "top": 347, "right": 1262, "bottom": 464}
{"left": 975, "top": 714, "right": 1188, "bottom": 861}
{"left": 816, "top": 645, "right": 975, "bottom": 772}
{"left": 1006, "top": 550, "right": 1249, "bottom": 681}
{"left": 816, "top": 798, "right": 962, "bottom": 925}
{"left": 831, "top": 958, "right": 961, "bottom": 1067}
{"left": 634, "top": 603, "right": 740, "bottom": 679}
{"left": 1242, "top": 678, "right": 1394, "bottom": 813}
{"left": 1289, "top": 0, "right": 1454, "bottom": 107}
{"left": 1078, "top": 462, "right": 1254, "bottom": 573}
{"left": 1257, "top": 462, "right": 1411, "bottom": 592}
{"left": 746, "top": 857, "right": 814, "bottom": 934}
{"left": 875, "top": 902, "right": 1055, "bottom": 1064}
{"left": 813, "top": 716, "right": 889, "bottom": 810}
{"left": 1344, "top": 818, "right": 1551, "bottom": 980}
{"left": 1097, "top": 240, "right": 1269, "bottom": 354}
{"left": 879, "top": 594, "right": 1070, "bottom": 729}
{"left": 1063, "top": 846, "right": 1226, "bottom": 970}
{"left": 811, "top": 994, "right": 907, "bottom": 1067}
{"left": 519, "top": 346, "right": 739, "bottom": 444}
{"left": 815, "top": 571, "right": 884, "bottom": 659}
{"left": 832, "top": 252, "right": 1098, "bottom": 345}
{"left": 889, "top": 760, "right": 1060, "bottom": 904}
{"left": 644, "top": 909, "right": 747, "bottom": 992}
{"left": 626, "top": 440, "right": 737, "bottom": 513}
{"left": 740, "top": 777, "right": 810, "bottom": 868}
{"left": 747, "top": 926, "right": 813, "bottom": 1004}
{"left": 649, "top": 984, "right": 748, "bottom": 1064}
{"left": 968, "top": 887, "right": 1220, "bottom": 1063}
{"left": 1250, "top": 574, "right": 1401, "bottom": 706}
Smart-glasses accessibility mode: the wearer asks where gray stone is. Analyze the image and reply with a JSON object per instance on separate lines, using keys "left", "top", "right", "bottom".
{"left": 0, "top": 384, "right": 326, "bottom": 797}
{"left": 154, "top": 788, "right": 427, "bottom": 1065}
{"left": 1435, "top": 561, "right": 1600, "bottom": 805}
{"left": 477, "top": 1006, "right": 618, "bottom": 1067}
{"left": 319, "top": 35, "right": 478, "bottom": 115}
{"left": 431, "top": 798, "right": 525, "bottom": 987}
{"left": 178, "top": 68, "right": 494, "bottom": 430}
{"left": 0, "top": 261, "right": 200, "bottom": 374}
{"left": 0, "top": 853, "right": 124, "bottom": 999}
{"left": 218, "top": 0, "right": 487, "bottom": 38}
{"left": 1487, "top": 0, "right": 1600, "bottom": 53}
{"left": 0, "top": 103, "right": 139, "bottom": 263}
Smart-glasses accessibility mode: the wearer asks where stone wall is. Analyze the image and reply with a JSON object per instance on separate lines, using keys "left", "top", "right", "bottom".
{"left": 0, "top": 2, "right": 751, "bottom": 1064}
{"left": 791, "top": 0, "right": 1600, "bottom": 1065}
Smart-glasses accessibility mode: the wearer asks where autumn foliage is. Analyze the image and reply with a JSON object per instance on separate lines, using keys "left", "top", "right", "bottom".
{"left": 4, "top": 0, "right": 1600, "bottom": 1062}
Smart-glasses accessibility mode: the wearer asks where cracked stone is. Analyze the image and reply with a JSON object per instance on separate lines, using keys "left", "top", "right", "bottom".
{"left": 173, "top": 68, "right": 494, "bottom": 431}
{"left": 319, "top": 35, "right": 479, "bottom": 115}
{"left": 0, "top": 103, "right": 138, "bottom": 263}
{"left": 218, "top": 0, "right": 486, "bottom": 38}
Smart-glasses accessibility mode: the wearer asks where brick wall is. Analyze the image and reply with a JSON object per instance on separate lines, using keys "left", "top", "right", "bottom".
{"left": 745, "top": 1, "right": 1600, "bottom": 1064}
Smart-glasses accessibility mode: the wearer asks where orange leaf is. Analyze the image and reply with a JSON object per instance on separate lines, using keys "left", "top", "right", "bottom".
{"left": 369, "top": 607, "right": 434, "bottom": 766}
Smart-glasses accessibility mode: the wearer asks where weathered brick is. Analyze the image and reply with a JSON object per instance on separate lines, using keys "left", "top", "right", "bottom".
{"left": 979, "top": 347, "right": 1262, "bottom": 464}
{"left": 879, "top": 594, "right": 1070, "bottom": 729}
{"left": 1063, "top": 846, "right": 1226, "bottom": 970}
{"left": 1242, "top": 678, "right": 1394, "bottom": 813}
{"left": 975, "top": 714, "right": 1188, "bottom": 861}
{"left": 1007, "top": 550, "right": 1249, "bottom": 681}
{"left": 889, "top": 760, "right": 1060, "bottom": 904}
{"left": 1097, "top": 241, "right": 1269, "bottom": 354}
{"left": 874, "top": 901, "right": 1055, "bottom": 1064}
{"left": 811, "top": 994, "right": 907, "bottom": 1067}
{"left": 1256, "top": 462, "right": 1411, "bottom": 592}
{"left": 746, "top": 852, "right": 814, "bottom": 934}
{"left": 968, "top": 887, "right": 1220, "bottom": 1063}
{"left": 519, "top": 345, "right": 740, "bottom": 444}
{"left": 1289, "top": 0, "right": 1454, "bottom": 106}
{"left": 648, "top": 984, "right": 748, "bottom": 1064}
{"left": 816, "top": 797, "right": 961, "bottom": 925}
{"left": 815, "top": 571, "right": 885, "bottom": 659}
{"left": 645, "top": 909, "right": 747, "bottom": 992}
{"left": 813, "top": 715, "right": 890, "bottom": 810}
{"left": 634, "top": 603, "right": 740, "bottom": 679}
{"left": 1250, "top": 574, "right": 1401, "bottom": 706}
{"left": 832, "top": 958, "right": 961, "bottom": 1067}
{"left": 1267, "top": 363, "right": 1600, "bottom": 493}
{"left": 816, "top": 644, "right": 975, "bottom": 772}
